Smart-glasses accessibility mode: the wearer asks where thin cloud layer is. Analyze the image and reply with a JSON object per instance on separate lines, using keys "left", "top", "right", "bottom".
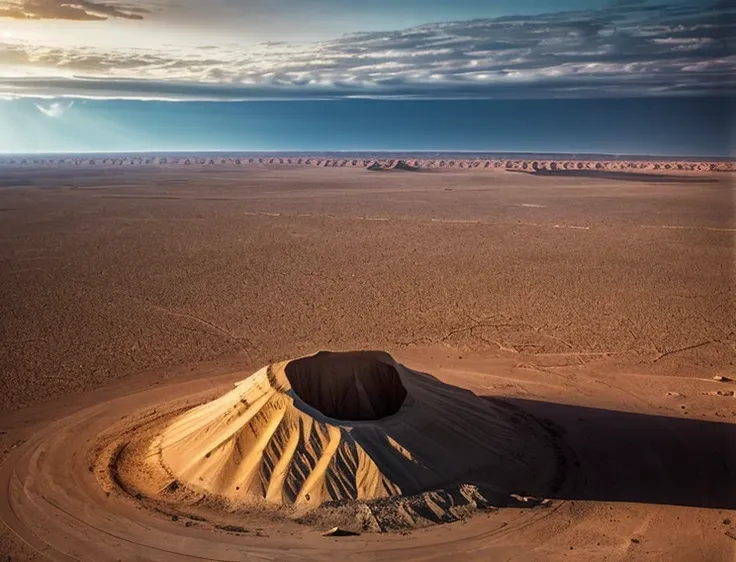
{"left": 33, "top": 100, "right": 74, "bottom": 117}
{"left": 1, "top": 1, "right": 733, "bottom": 99}
{"left": 0, "top": 0, "right": 147, "bottom": 21}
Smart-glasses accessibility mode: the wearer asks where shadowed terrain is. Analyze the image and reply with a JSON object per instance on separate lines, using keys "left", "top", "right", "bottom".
{"left": 499, "top": 398, "right": 736, "bottom": 510}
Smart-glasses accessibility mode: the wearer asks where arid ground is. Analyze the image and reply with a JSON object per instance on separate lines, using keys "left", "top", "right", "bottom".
{"left": 0, "top": 165, "right": 735, "bottom": 561}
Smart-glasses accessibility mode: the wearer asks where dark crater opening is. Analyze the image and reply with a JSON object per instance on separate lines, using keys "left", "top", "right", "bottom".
{"left": 285, "top": 352, "right": 408, "bottom": 421}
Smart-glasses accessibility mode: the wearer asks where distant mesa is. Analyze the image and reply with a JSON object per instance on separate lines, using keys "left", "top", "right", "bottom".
{"left": 366, "top": 159, "right": 420, "bottom": 171}
{"left": 119, "top": 351, "right": 558, "bottom": 530}
{"left": 0, "top": 155, "right": 732, "bottom": 174}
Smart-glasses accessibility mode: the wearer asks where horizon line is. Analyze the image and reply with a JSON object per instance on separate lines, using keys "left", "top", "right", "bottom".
{"left": 0, "top": 150, "right": 733, "bottom": 161}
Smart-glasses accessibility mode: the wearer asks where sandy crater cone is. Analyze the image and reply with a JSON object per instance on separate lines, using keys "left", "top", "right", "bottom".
{"left": 154, "top": 351, "right": 554, "bottom": 512}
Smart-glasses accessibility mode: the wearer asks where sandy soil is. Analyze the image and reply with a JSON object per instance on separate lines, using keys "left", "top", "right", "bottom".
{"left": 0, "top": 166, "right": 734, "bottom": 561}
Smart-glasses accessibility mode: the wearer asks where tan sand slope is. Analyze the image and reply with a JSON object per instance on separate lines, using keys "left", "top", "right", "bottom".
{"left": 155, "top": 351, "right": 555, "bottom": 514}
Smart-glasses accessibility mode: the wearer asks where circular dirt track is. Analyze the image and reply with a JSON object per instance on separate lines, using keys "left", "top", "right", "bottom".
{"left": 0, "top": 357, "right": 569, "bottom": 562}
{"left": 2, "top": 352, "right": 735, "bottom": 561}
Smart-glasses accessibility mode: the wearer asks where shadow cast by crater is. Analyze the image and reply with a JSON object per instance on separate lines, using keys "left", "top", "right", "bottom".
{"left": 530, "top": 170, "right": 719, "bottom": 183}
{"left": 496, "top": 397, "right": 736, "bottom": 510}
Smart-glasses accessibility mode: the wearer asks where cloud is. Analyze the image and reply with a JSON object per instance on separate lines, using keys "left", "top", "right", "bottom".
{"left": 0, "top": 0, "right": 147, "bottom": 21}
{"left": 1, "top": 1, "right": 734, "bottom": 99}
{"left": 34, "top": 100, "right": 74, "bottom": 117}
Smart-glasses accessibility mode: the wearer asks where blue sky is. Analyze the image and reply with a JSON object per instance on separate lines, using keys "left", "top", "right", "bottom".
{"left": 2, "top": 97, "right": 731, "bottom": 157}
{"left": 0, "top": 0, "right": 733, "bottom": 154}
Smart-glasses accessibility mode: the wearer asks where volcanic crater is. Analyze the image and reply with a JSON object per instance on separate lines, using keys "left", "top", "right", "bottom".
{"left": 104, "top": 351, "right": 562, "bottom": 531}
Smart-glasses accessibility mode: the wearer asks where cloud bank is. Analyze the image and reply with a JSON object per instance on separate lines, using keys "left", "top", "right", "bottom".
{"left": 1, "top": 1, "right": 733, "bottom": 99}
{"left": 0, "top": 0, "right": 147, "bottom": 21}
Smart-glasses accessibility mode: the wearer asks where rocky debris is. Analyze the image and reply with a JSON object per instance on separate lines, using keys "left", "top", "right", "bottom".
{"left": 703, "top": 390, "right": 735, "bottom": 397}
{"left": 510, "top": 494, "right": 550, "bottom": 506}
{"left": 322, "top": 527, "right": 361, "bottom": 537}
{"left": 305, "top": 483, "right": 500, "bottom": 533}
{"left": 215, "top": 524, "right": 248, "bottom": 534}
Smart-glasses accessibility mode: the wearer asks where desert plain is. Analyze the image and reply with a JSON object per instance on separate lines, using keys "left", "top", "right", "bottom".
{"left": 0, "top": 161, "right": 735, "bottom": 561}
